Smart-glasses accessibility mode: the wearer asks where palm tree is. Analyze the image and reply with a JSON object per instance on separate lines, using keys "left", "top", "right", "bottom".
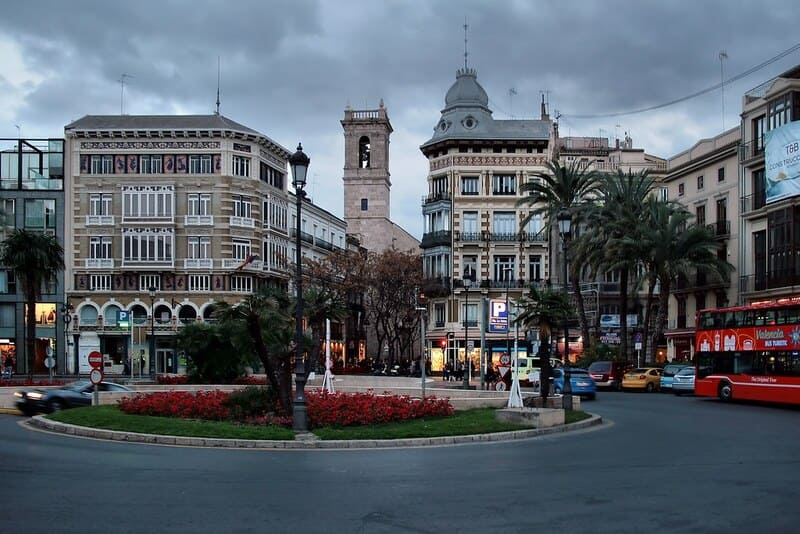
{"left": 515, "top": 284, "right": 574, "bottom": 399}
{"left": 0, "top": 229, "right": 65, "bottom": 378}
{"left": 518, "top": 159, "right": 602, "bottom": 352}
{"left": 584, "top": 169, "right": 656, "bottom": 362}
{"left": 636, "top": 198, "right": 731, "bottom": 362}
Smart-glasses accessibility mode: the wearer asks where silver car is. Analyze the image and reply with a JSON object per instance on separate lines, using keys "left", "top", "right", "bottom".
{"left": 672, "top": 367, "right": 695, "bottom": 395}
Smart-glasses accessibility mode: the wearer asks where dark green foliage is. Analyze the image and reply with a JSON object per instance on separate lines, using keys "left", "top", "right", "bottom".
{"left": 224, "top": 386, "right": 279, "bottom": 419}
{"left": 177, "top": 322, "right": 251, "bottom": 383}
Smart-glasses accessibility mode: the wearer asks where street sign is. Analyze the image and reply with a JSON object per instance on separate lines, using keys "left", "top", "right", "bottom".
{"left": 87, "top": 351, "right": 103, "bottom": 369}
{"left": 500, "top": 354, "right": 511, "bottom": 365}
{"left": 117, "top": 310, "right": 130, "bottom": 329}
{"left": 44, "top": 357, "right": 55, "bottom": 369}
{"left": 89, "top": 368, "right": 103, "bottom": 385}
{"left": 467, "top": 341, "right": 474, "bottom": 352}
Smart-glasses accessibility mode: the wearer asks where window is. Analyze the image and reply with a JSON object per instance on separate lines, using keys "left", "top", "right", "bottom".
{"left": 89, "top": 193, "right": 112, "bottom": 216}
{"left": 494, "top": 256, "right": 516, "bottom": 282}
{"left": 188, "top": 193, "right": 211, "bottom": 216}
{"left": 753, "top": 115, "right": 766, "bottom": 153}
{"left": 659, "top": 187, "right": 668, "bottom": 202}
{"left": 461, "top": 176, "right": 479, "bottom": 195}
{"left": 696, "top": 205, "right": 705, "bottom": 226}
{"left": 462, "top": 255, "right": 478, "bottom": 286}
{"left": 232, "top": 156, "right": 250, "bottom": 177}
{"left": 0, "top": 271, "right": 16, "bottom": 294}
{"left": 122, "top": 229, "right": 174, "bottom": 263}
{"left": 89, "top": 275, "right": 111, "bottom": 291}
{"left": 188, "top": 274, "right": 210, "bottom": 292}
{"left": 260, "top": 162, "right": 284, "bottom": 189}
{"left": 753, "top": 169, "right": 766, "bottom": 210}
{"left": 140, "top": 274, "right": 161, "bottom": 291}
{"left": 89, "top": 237, "right": 112, "bottom": 259}
{"left": 232, "top": 195, "right": 252, "bottom": 219}
{"left": 232, "top": 239, "right": 251, "bottom": 261}
{"left": 718, "top": 167, "right": 725, "bottom": 182}
{"left": 528, "top": 255, "right": 542, "bottom": 281}
{"left": 122, "top": 186, "right": 174, "bottom": 218}
{"left": 231, "top": 275, "right": 252, "bottom": 293}
{"left": 525, "top": 214, "right": 543, "bottom": 237}
{"left": 90, "top": 155, "right": 114, "bottom": 174}
{"left": 462, "top": 301, "right": 478, "bottom": 327}
{"left": 462, "top": 211, "right": 478, "bottom": 235}
{"left": 695, "top": 293, "right": 706, "bottom": 314}
{"left": 492, "top": 211, "right": 516, "bottom": 236}
{"left": 678, "top": 183, "right": 685, "bottom": 196}
{"left": 361, "top": 198, "right": 368, "bottom": 211}
{"left": 434, "top": 303, "right": 445, "bottom": 327}
{"left": 768, "top": 93, "right": 792, "bottom": 130}
{"left": 697, "top": 175, "right": 704, "bottom": 190}
{"left": 140, "top": 155, "right": 163, "bottom": 174}
{"left": 24, "top": 199, "right": 56, "bottom": 231}
{"left": 188, "top": 236, "right": 211, "bottom": 259}
{"left": 358, "top": 136, "right": 371, "bottom": 168}
{"left": 189, "top": 155, "right": 212, "bottom": 174}
{"left": 716, "top": 197, "right": 727, "bottom": 224}
{"left": 492, "top": 174, "right": 516, "bottom": 195}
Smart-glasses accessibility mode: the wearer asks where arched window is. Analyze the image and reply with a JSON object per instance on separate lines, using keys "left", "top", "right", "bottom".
{"left": 358, "top": 136, "right": 371, "bottom": 168}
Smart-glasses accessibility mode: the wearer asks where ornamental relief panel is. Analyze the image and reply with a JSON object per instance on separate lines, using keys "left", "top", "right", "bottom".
{"left": 429, "top": 154, "right": 547, "bottom": 171}
{"left": 80, "top": 141, "right": 221, "bottom": 150}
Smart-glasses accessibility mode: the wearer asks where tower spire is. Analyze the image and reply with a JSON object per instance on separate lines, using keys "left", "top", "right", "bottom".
{"left": 463, "top": 17, "right": 469, "bottom": 70}
{"left": 215, "top": 56, "right": 221, "bottom": 115}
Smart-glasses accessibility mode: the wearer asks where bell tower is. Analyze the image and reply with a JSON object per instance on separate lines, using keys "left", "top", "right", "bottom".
{"left": 341, "top": 100, "right": 393, "bottom": 251}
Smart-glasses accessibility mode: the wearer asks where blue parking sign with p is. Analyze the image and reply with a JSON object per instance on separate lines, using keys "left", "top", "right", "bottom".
{"left": 488, "top": 299, "right": 508, "bottom": 333}
{"left": 117, "top": 310, "right": 130, "bottom": 328}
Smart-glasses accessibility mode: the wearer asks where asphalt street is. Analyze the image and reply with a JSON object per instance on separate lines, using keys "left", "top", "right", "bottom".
{"left": 1, "top": 391, "right": 798, "bottom": 533}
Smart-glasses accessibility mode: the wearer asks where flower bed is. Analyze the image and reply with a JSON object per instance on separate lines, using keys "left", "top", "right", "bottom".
{"left": 117, "top": 389, "right": 453, "bottom": 429}
{"left": 0, "top": 378, "right": 66, "bottom": 387}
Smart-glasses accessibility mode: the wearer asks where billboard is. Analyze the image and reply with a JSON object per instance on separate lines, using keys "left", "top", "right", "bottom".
{"left": 765, "top": 121, "right": 800, "bottom": 204}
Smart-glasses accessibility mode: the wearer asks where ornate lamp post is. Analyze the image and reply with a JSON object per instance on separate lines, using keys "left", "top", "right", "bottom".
{"left": 557, "top": 209, "right": 573, "bottom": 411}
{"left": 290, "top": 143, "right": 310, "bottom": 432}
{"left": 148, "top": 286, "right": 156, "bottom": 378}
{"left": 462, "top": 267, "right": 475, "bottom": 389}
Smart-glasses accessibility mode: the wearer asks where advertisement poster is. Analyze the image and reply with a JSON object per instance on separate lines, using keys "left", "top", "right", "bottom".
{"left": 765, "top": 121, "right": 800, "bottom": 204}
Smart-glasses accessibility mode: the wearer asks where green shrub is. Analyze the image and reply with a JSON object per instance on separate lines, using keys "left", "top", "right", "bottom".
{"left": 224, "top": 386, "right": 278, "bottom": 420}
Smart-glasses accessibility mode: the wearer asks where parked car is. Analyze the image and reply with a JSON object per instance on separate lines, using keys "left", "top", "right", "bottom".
{"left": 622, "top": 367, "right": 663, "bottom": 392}
{"left": 588, "top": 360, "right": 631, "bottom": 390}
{"left": 552, "top": 368, "right": 597, "bottom": 400}
{"left": 14, "top": 380, "right": 131, "bottom": 415}
{"left": 660, "top": 363, "right": 692, "bottom": 391}
{"left": 672, "top": 366, "right": 696, "bottom": 395}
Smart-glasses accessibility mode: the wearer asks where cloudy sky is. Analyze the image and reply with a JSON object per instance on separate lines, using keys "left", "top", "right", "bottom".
{"left": 2, "top": 0, "right": 799, "bottom": 239}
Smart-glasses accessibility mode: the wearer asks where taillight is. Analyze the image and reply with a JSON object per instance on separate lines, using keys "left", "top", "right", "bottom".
{"left": 639, "top": 374, "right": 646, "bottom": 379}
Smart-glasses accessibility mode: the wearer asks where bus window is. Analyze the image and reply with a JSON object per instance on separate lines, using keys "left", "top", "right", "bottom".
{"left": 698, "top": 313, "right": 716, "bottom": 329}
{"left": 723, "top": 312, "right": 737, "bottom": 327}
{"left": 783, "top": 306, "right": 800, "bottom": 325}
{"left": 734, "top": 310, "right": 751, "bottom": 327}
{"left": 754, "top": 310, "right": 776, "bottom": 326}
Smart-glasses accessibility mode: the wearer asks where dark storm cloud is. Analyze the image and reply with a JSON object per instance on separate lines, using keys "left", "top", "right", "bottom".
{"left": 2, "top": 0, "right": 800, "bottom": 238}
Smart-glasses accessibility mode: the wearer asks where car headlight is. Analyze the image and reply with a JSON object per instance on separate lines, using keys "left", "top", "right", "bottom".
{"left": 27, "top": 392, "right": 44, "bottom": 400}
{"left": 13, "top": 391, "right": 23, "bottom": 398}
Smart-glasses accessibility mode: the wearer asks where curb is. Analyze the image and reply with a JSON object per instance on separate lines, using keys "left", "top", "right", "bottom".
{"left": 26, "top": 414, "right": 604, "bottom": 449}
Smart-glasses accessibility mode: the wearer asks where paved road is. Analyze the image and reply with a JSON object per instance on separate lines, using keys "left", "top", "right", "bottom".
{"left": 1, "top": 392, "right": 798, "bottom": 533}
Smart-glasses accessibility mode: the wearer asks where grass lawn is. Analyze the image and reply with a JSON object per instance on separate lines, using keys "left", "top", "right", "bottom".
{"left": 46, "top": 405, "right": 592, "bottom": 441}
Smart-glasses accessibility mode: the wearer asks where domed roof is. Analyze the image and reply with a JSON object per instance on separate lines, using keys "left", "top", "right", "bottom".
{"left": 444, "top": 68, "right": 490, "bottom": 111}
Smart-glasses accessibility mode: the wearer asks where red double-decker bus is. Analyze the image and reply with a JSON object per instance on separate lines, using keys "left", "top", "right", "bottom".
{"left": 694, "top": 302, "right": 800, "bottom": 404}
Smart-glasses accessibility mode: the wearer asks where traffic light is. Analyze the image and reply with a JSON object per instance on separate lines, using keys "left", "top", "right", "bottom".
{"left": 416, "top": 291, "right": 428, "bottom": 308}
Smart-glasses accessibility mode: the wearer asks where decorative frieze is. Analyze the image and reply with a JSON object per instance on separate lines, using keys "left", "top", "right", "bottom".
{"left": 430, "top": 154, "right": 548, "bottom": 171}
{"left": 80, "top": 141, "right": 221, "bottom": 150}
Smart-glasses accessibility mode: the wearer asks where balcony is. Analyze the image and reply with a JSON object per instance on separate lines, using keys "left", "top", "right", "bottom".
{"left": 673, "top": 272, "right": 729, "bottom": 293}
{"left": 420, "top": 191, "right": 452, "bottom": 205}
{"left": 455, "top": 231, "right": 481, "bottom": 242}
{"left": 184, "top": 258, "right": 214, "bottom": 269}
{"left": 185, "top": 215, "right": 214, "bottom": 226}
{"left": 739, "top": 137, "right": 765, "bottom": 164}
{"left": 485, "top": 278, "right": 538, "bottom": 289}
{"left": 489, "top": 232, "right": 518, "bottom": 242}
{"left": 222, "top": 258, "right": 263, "bottom": 271}
{"left": 706, "top": 220, "right": 730, "bottom": 238}
{"left": 229, "top": 216, "right": 255, "bottom": 228}
{"left": 740, "top": 270, "right": 800, "bottom": 293}
{"left": 421, "top": 230, "right": 452, "bottom": 248}
{"left": 521, "top": 230, "right": 548, "bottom": 242}
{"left": 740, "top": 192, "right": 767, "bottom": 215}
{"left": 86, "top": 215, "right": 115, "bottom": 226}
{"left": 421, "top": 276, "right": 451, "bottom": 298}
{"left": 85, "top": 258, "right": 114, "bottom": 269}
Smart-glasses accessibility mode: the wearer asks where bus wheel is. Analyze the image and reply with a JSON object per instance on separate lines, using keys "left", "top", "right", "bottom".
{"left": 718, "top": 381, "right": 733, "bottom": 402}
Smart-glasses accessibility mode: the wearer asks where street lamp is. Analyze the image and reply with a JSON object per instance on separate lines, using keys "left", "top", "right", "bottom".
{"left": 148, "top": 286, "right": 156, "bottom": 378}
{"left": 462, "top": 267, "right": 475, "bottom": 389}
{"left": 290, "top": 143, "right": 310, "bottom": 432}
{"left": 557, "top": 209, "right": 573, "bottom": 411}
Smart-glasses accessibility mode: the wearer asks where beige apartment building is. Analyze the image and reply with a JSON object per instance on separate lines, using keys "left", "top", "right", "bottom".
{"left": 662, "top": 127, "right": 740, "bottom": 361}
{"left": 63, "top": 115, "right": 294, "bottom": 376}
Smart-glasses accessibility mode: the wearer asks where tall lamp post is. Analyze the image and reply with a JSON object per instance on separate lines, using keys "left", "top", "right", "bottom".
{"left": 557, "top": 209, "right": 573, "bottom": 411}
{"left": 290, "top": 143, "right": 310, "bottom": 432}
{"left": 462, "top": 267, "right": 474, "bottom": 389}
{"left": 148, "top": 286, "right": 156, "bottom": 378}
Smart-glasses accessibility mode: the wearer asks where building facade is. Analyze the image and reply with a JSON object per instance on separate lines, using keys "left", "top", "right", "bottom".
{"left": 0, "top": 137, "right": 67, "bottom": 375}
{"left": 662, "top": 127, "right": 740, "bottom": 360}
{"left": 63, "top": 115, "right": 294, "bottom": 376}
{"left": 419, "top": 67, "right": 556, "bottom": 373}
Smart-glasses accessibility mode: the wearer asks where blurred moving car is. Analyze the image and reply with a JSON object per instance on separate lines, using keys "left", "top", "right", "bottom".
{"left": 552, "top": 368, "right": 597, "bottom": 400}
{"left": 14, "top": 380, "right": 131, "bottom": 415}
{"left": 588, "top": 360, "right": 631, "bottom": 390}
{"left": 660, "top": 363, "right": 692, "bottom": 391}
{"left": 672, "top": 366, "right": 696, "bottom": 395}
{"left": 622, "top": 367, "right": 663, "bottom": 392}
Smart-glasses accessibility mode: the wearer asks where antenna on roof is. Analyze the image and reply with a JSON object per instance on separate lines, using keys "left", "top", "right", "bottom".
{"left": 719, "top": 50, "right": 728, "bottom": 130}
{"left": 508, "top": 88, "right": 517, "bottom": 118}
{"left": 463, "top": 17, "right": 469, "bottom": 70}
{"left": 118, "top": 74, "right": 132, "bottom": 115}
{"left": 215, "top": 56, "right": 221, "bottom": 115}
